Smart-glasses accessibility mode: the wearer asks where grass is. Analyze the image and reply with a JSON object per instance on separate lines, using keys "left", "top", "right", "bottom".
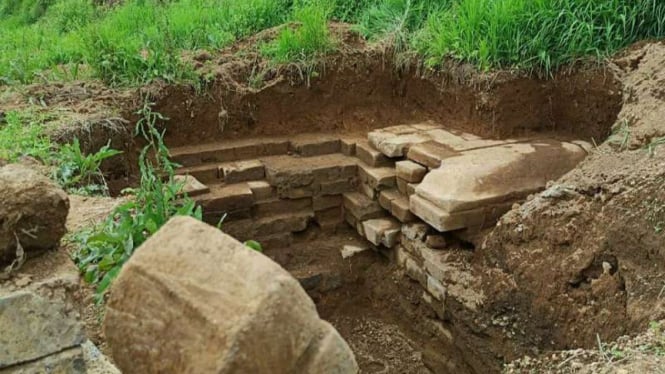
{"left": 2, "top": 0, "right": 664, "bottom": 86}
{"left": 0, "top": 110, "right": 120, "bottom": 194}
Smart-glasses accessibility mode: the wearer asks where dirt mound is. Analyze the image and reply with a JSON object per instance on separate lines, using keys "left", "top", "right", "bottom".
{"left": 474, "top": 41, "right": 665, "bottom": 365}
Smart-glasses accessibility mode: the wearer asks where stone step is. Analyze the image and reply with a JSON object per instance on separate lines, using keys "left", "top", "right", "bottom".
{"left": 170, "top": 138, "right": 290, "bottom": 167}
{"left": 342, "top": 192, "right": 385, "bottom": 222}
{"left": 361, "top": 217, "right": 401, "bottom": 248}
{"left": 355, "top": 140, "right": 393, "bottom": 167}
{"left": 289, "top": 134, "right": 341, "bottom": 157}
{"left": 221, "top": 210, "right": 314, "bottom": 240}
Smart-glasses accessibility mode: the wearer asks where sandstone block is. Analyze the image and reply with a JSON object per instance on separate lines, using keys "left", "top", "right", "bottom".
{"left": 0, "top": 292, "right": 85, "bottom": 368}
{"left": 415, "top": 141, "right": 588, "bottom": 213}
{"left": 358, "top": 163, "right": 396, "bottom": 190}
{"left": 313, "top": 194, "right": 342, "bottom": 211}
{"left": 396, "top": 177, "right": 408, "bottom": 195}
{"left": 343, "top": 192, "right": 384, "bottom": 221}
{"left": 222, "top": 160, "right": 265, "bottom": 183}
{"left": 368, "top": 127, "right": 431, "bottom": 158}
{"left": 359, "top": 182, "right": 377, "bottom": 200}
{"left": 315, "top": 207, "right": 343, "bottom": 232}
{"left": 291, "top": 135, "right": 341, "bottom": 157}
{"left": 0, "top": 164, "right": 69, "bottom": 267}
{"left": 178, "top": 164, "right": 220, "bottom": 183}
{"left": 356, "top": 141, "right": 391, "bottom": 167}
{"left": 247, "top": 180, "right": 274, "bottom": 201}
{"left": 406, "top": 141, "right": 457, "bottom": 168}
{"left": 198, "top": 183, "right": 254, "bottom": 213}
{"left": 361, "top": 218, "right": 400, "bottom": 247}
{"left": 391, "top": 195, "right": 416, "bottom": 223}
{"left": 396, "top": 160, "right": 427, "bottom": 183}
{"left": 340, "top": 138, "right": 357, "bottom": 156}
{"left": 174, "top": 175, "right": 209, "bottom": 197}
{"left": 378, "top": 189, "right": 401, "bottom": 211}
{"left": 320, "top": 178, "right": 357, "bottom": 196}
{"left": 253, "top": 198, "right": 312, "bottom": 217}
{"left": 104, "top": 217, "right": 357, "bottom": 373}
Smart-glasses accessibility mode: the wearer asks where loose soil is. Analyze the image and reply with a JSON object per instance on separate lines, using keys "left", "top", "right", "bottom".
{"left": 2, "top": 25, "right": 664, "bottom": 373}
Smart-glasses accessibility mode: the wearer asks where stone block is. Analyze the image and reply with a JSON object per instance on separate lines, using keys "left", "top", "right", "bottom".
{"left": 0, "top": 292, "right": 85, "bottom": 368}
{"left": 290, "top": 135, "right": 341, "bottom": 157}
{"left": 104, "top": 217, "right": 357, "bottom": 373}
{"left": 368, "top": 128, "right": 431, "bottom": 158}
{"left": 396, "top": 160, "right": 427, "bottom": 183}
{"left": 340, "top": 138, "right": 357, "bottom": 156}
{"left": 341, "top": 245, "right": 369, "bottom": 259}
{"left": 404, "top": 257, "right": 426, "bottom": 285}
{"left": 178, "top": 164, "right": 220, "bottom": 183}
{"left": 401, "top": 222, "right": 429, "bottom": 241}
{"left": 315, "top": 207, "right": 343, "bottom": 232}
{"left": 382, "top": 227, "right": 401, "bottom": 248}
{"left": 427, "top": 275, "right": 447, "bottom": 301}
{"left": 361, "top": 218, "right": 400, "bottom": 247}
{"left": 406, "top": 141, "right": 458, "bottom": 169}
{"left": 253, "top": 198, "right": 312, "bottom": 217}
{"left": 319, "top": 178, "right": 356, "bottom": 196}
{"left": 391, "top": 195, "right": 416, "bottom": 223}
{"left": 222, "top": 160, "right": 265, "bottom": 183}
{"left": 356, "top": 141, "right": 391, "bottom": 167}
{"left": 378, "top": 189, "right": 401, "bottom": 211}
{"left": 313, "top": 194, "right": 342, "bottom": 211}
{"left": 425, "top": 234, "right": 448, "bottom": 249}
{"left": 198, "top": 183, "right": 254, "bottom": 213}
{"left": 358, "top": 163, "right": 396, "bottom": 190}
{"left": 407, "top": 183, "right": 418, "bottom": 196}
{"left": 342, "top": 192, "right": 385, "bottom": 221}
{"left": 247, "top": 180, "right": 274, "bottom": 201}
{"left": 255, "top": 212, "right": 313, "bottom": 235}
{"left": 174, "top": 175, "right": 209, "bottom": 197}
{"left": 396, "top": 177, "right": 408, "bottom": 195}
{"left": 359, "top": 182, "right": 377, "bottom": 200}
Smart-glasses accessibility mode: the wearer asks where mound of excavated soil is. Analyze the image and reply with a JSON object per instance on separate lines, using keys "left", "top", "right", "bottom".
{"left": 473, "top": 41, "right": 665, "bottom": 369}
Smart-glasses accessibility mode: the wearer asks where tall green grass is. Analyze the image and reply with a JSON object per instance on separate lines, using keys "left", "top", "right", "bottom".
{"left": 1, "top": 0, "right": 664, "bottom": 85}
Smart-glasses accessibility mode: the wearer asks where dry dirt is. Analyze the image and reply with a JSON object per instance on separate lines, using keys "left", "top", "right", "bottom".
{"left": 1, "top": 25, "right": 664, "bottom": 374}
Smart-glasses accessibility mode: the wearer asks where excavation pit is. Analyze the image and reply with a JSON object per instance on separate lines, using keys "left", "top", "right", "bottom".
{"left": 112, "top": 59, "right": 625, "bottom": 373}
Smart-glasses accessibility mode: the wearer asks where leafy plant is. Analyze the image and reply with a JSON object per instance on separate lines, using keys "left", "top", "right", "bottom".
{"left": 52, "top": 138, "right": 122, "bottom": 195}
{"left": 72, "top": 100, "right": 202, "bottom": 302}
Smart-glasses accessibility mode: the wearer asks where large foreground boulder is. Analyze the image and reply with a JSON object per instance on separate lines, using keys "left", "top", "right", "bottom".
{"left": 104, "top": 216, "right": 358, "bottom": 374}
{"left": 0, "top": 163, "right": 69, "bottom": 269}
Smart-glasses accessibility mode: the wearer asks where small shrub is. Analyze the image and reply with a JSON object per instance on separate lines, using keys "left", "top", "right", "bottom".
{"left": 52, "top": 138, "right": 122, "bottom": 195}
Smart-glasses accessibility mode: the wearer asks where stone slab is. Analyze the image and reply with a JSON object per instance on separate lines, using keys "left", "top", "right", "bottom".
{"left": 410, "top": 195, "right": 513, "bottom": 232}
{"left": 395, "top": 160, "right": 427, "bottom": 183}
{"left": 0, "top": 292, "right": 85, "bottom": 368}
{"left": 247, "top": 180, "right": 274, "bottom": 201}
{"left": 342, "top": 192, "right": 385, "bottom": 221}
{"left": 378, "top": 189, "right": 401, "bottom": 211}
{"left": 362, "top": 218, "right": 400, "bottom": 247}
{"left": 416, "top": 141, "right": 588, "bottom": 213}
{"left": 391, "top": 195, "right": 416, "bottom": 223}
{"left": 290, "top": 135, "right": 341, "bottom": 157}
{"left": 355, "top": 141, "right": 392, "bottom": 167}
{"left": 252, "top": 198, "right": 312, "bottom": 217}
{"left": 406, "top": 141, "right": 458, "bottom": 169}
{"left": 221, "top": 160, "right": 265, "bottom": 184}
{"left": 197, "top": 183, "right": 254, "bottom": 214}
{"left": 358, "top": 163, "right": 396, "bottom": 190}
{"left": 313, "top": 194, "right": 343, "bottom": 211}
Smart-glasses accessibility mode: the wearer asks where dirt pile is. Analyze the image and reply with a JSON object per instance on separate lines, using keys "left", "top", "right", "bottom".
{"left": 473, "top": 41, "right": 665, "bottom": 365}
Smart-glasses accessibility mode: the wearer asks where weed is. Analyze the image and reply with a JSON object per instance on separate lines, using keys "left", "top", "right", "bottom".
{"left": 52, "top": 138, "right": 121, "bottom": 195}
{"left": 646, "top": 136, "right": 665, "bottom": 157}
{"left": 72, "top": 99, "right": 202, "bottom": 302}
{"left": 0, "top": 111, "right": 53, "bottom": 162}
{"left": 608, "top": 119, "right": 632, "bottom": 151}
{"left": 644, "top": 198, "right": 665, "bottom": 234}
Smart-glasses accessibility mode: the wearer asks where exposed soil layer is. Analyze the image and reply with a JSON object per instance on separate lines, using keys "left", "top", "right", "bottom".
{"left": 151, "top": 28, "right": 622, "bottom": 148}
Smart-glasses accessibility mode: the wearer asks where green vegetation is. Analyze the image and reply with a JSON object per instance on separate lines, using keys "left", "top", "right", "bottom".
{"left": 0, "top": 110, "right": 120, "bottom": 194}
{"left": 2, "top": 0, "right": 664, "bottom": 86}
{"left": 72, "top": 101, "right": 202, "bottom": 302}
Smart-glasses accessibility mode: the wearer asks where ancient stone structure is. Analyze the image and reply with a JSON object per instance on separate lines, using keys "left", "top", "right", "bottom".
{"left": 172, "top": 122, "right": 589, "bottom": 249}
{"left": 104, "top": 216, "right": 358, "bottom": 374}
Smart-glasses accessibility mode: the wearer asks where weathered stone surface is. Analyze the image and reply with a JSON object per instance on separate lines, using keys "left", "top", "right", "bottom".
{"left": 247, "top": 180, "right": 274, "bottom": 201}
{"left": 391, "top": 195, "right": 416, "bottom": 223}
{"left": 340, "top": 138, "right": 359, "bottom": 156}
{"left": 358, "top": 182, "right": 377, "bottom": 200}
{"left": 178, "top": 164, "right": 220, "bottom": 183}
{"left": 369, "top": 130, "right": 430, "bottom": 158}
{"left": 1, "top": 347, "right": 86, "bottom": 374}
{"left": 313, "top": 194, "right": 343, "bottom": 211}
{"left": 174, "top": 175, "right": 209, "bottom": 197}
{"left": 358, "top": 163, "right": 396, "bottom": 190}
{"left": 410, "top": 195, "right": 512, "bottom": 232}
{"left": 425, "top": 234, "right": 447, "bottom": 249}
{"left": 378, "top": 189, "right": 401, "bottom": 211}
{"left": 197, "top": 183, "right": 254, "bottom": 213}
{"left": 406, "top": 141, "right": 458, "bottom": 168}
{"left": 395, "top": 160, "right": 427, "bottom": 183}
{"left": 416, "top": 141, "right": 588, "bottom": 213}
{"left": 315, "top": 207, "right": 343, "bottom": 231}
{"left": 320, "top": 178, "right": 357, "bottom": 196}
{"left": 396, "top": 177, "right": 408, "bottom": 195}
{"left": 253, "top": 197, "right": 312, "bottom": 216}
{"left": 104, "top": 217, "right": 357, "bottom": 374}
{"left": 362, "top": 218, "right": 400, "bottom": 247}
{"left": 222, "top": 160, "right": 265, "bottom": 183}
{"left": 341, "top": 245, "right": 368, "bottom": 259}
{"left": 355, "top": 141, "right": 391, "bottom": 167}
{"left": 0, "top": 164, "right": 69, "bottom": 268}
{"left": 0, "top": 292, "right": 85, "bottom": 368}
{"left": 264, "top": 154, "right": 357, "bottom": 188}
{"left": 290, "top": 135, "right": 341, "bottom": 157}
{"left": 343, "top": 192, "right": 384, "bottom": 221}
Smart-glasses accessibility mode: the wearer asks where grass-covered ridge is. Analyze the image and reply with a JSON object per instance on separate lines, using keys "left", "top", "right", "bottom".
{"left": 1, "top": 0, "right": 664, "bottom": 86}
